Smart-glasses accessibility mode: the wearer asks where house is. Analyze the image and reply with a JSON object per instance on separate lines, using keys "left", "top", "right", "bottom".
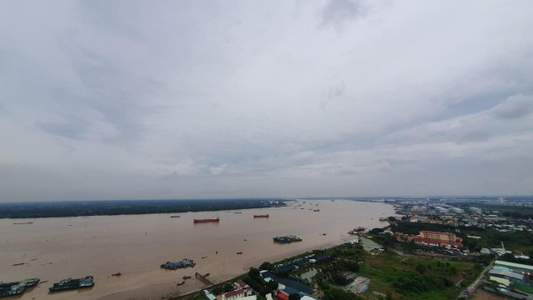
{"left": 221, "top": 280, "right": 253, "bottom": 300}
{"left": 203, "top": 290, "right": 216, "bottom": 300}
{"left": 314, "top": 253, "right": 331, "bottom": 261}
{"left": 274, "top": 278, "right": 314, "bottom": 295}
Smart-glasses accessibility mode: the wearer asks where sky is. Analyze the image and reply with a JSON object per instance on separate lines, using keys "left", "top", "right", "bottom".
{"left": 1, "top": 0, "right": 533, "bottom": 202}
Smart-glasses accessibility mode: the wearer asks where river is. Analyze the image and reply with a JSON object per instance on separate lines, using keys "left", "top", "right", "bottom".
{"left": 0, "top": 199, "right": 394, "bottom": 299}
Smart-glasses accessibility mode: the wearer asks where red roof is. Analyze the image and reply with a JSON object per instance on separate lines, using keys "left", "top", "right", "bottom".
{"left": 224, "top": 288, "right": 245, "bottom": 297}
{"left": 413, "top": 236, "right": 462, "bottom": 247}
{"left": 235, "top": 280, "right": 248, "bottom": 288}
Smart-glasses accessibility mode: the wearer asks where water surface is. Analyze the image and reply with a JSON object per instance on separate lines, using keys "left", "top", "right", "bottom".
{"left": 0, "top": 200, "right": 394, "bottom": 299}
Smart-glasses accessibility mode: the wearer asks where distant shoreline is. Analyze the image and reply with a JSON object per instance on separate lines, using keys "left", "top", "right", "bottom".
{"left": 0, "top": 199, "right": 288, "bottom": 219}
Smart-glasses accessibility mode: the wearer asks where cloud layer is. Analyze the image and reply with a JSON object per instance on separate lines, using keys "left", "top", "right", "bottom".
{"left": 1, "top": 0, "right": 532, "bottom": 201}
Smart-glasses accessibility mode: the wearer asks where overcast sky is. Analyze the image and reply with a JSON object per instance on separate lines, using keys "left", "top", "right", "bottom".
{"left": 1, "top": 0, "right": 532, "bottom": 202}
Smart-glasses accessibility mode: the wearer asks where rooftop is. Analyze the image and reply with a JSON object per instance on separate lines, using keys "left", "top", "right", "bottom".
{"left": 495, "top": 260, "right": 533, "bottom": 272}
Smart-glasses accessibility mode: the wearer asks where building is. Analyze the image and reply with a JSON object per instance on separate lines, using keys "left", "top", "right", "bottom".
{"left": 221, "top": 280, "right": 253, "bottom": 300}
{"left": 203, "top": 290, "right": 216, "bottom": 300}
{"left": 469, "top": 207, "right": 482, "bottom": 214}
{"left": 494, "top": 260, "right": 533, "bottom": 275}
{"left": 450, "top": 207, "right": 465, "bottom": 214}
{"left": 489, "top": 268, "right": 525, "bottom": 285}
{"left": 414, "top": 230, "right": 463, "bottom": 247}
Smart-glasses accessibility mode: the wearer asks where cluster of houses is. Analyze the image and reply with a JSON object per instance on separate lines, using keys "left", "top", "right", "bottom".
{"left": 203, "top": 280, "right": 256, "bottom": 300}
{"left": 271, "top": 253, "right": 332, "bottom": 274}
{"left": 398, "top": 204, "right": 533, "bottom": 234}
{"left": 201, "top": 253, "right": 332, "bottom": 300}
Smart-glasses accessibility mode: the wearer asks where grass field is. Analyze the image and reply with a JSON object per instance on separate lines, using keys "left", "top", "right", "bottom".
{"left": 355, "top": 251, "right": 482, "bottom": 300}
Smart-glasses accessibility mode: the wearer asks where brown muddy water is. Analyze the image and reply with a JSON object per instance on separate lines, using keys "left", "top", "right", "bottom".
{"left": 0, "top": 200, "right": 394, "bottom": 299}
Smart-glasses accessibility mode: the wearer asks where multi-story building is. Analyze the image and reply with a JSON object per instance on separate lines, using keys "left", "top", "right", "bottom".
{"left": 415, "top": 230, "right": 463, "bottom": 247}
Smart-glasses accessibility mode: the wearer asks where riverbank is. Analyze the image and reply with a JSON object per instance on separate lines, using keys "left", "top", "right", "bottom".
{"left": 0, "top": 199, "right": 286, "bottom": 219}
{"left": 0, "top": 200, "right": 395, "bottom": 300}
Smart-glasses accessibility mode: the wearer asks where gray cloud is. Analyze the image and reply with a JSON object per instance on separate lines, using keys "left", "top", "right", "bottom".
{"left": 490, "top": 94, "right": 533, "bottom": 120}
{"left": 36, "top": 120, "right": 88, "bottom": 140}
{"left": 0, "top": 1, "right": 532, "bottom": 201}
{"left": 320, "top": 0, "right": 366, "bottom": 30}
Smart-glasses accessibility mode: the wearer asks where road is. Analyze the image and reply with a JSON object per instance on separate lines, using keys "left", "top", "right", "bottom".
{"left": 459, "top": 260, "right": 494, "bottom": 298}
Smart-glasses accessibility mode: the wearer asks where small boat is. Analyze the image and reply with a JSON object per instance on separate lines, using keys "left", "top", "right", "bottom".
{"left": 314, "top": 209, "right": 320, "bottom": 212}
{"left": 112, "top": 272, "right": 122, "bottom": 277}
{"left": 176, "top": 281, "right": 185, "bottom": 286}
{"left": 237, "top": 252, "right": 243, "bottom": 255}
{"left": 170, "top": 216, "right": 180, "bottom": 218}
{"left": 321, "top": 233, "right": 327, "bottom": 236}
{"left": 254, "top": 214, "right": 269, "bottom": 218}
{"left": 183, "top": 276, "right": 191, "bottom": 280}
{"left": 14, "top": 222, "right": 33, "bottom": 225}
{"left": 234, "top": 212, "right": 242, "bottom": 214}
{"left": 202, "top": 256, "right": 207, "bottom": 259}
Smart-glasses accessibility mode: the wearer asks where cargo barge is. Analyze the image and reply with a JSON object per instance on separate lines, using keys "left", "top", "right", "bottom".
{"left": 273, "top": 235, "right": 302, "bottom": 244}
{"left": 254, "top": 214, "right": 269, "bottom": 218}
{"left": 193, "top": 217, "right": 220, "bottom": 223}
{"left": 161, "top": 259, "right": 195, "bottom": 270}
{"left": 49, "top": 276, "right": 94, "bottom": 292}
{"left": 0, "top": 278, "right": 40, "bottom": 298}
{"left": 0, "top": 282, "right": 25, "bottom": 298}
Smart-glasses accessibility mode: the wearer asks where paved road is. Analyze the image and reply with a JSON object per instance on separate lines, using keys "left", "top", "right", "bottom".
{"left": 459, "top": 260, "right": 494, "bottom": 298}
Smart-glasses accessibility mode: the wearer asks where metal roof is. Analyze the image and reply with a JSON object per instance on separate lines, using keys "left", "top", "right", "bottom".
{"left": 495, "top": 260, "right": 533, "bottom": 271}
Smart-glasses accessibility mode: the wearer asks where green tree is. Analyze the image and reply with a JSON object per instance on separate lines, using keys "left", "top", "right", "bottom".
{"left": 323, "top": 289, "right": 362, "bottom": 300}
{"left": 415, "top": 264, "right": 427, "bottom": 275}
{"left": 289, "top": 294, "right": 301, "bottom": 300}
{"left": 248, "top": 268, "right": 260, "bottom": 278}
{"left": 260, "top": 262, "right": 274, "bottom": 271}
{"left": 222, "top": 283, "right": 233, "bottom": 293}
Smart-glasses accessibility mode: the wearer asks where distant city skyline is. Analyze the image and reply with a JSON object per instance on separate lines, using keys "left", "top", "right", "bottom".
{"left": 1, "top": 0, "right": 532, "bottom": 202}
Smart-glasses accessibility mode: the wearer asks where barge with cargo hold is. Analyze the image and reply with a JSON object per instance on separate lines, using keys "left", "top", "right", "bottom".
{"left": 273, "top": 235, "right": 302, "bottom": 244}
{"left": 49, "top": 276, "right": 94, "bottom": 292}
{"left": 161, "top": 259, "right": 195, "bottom": 270}
{"left": 254, "top": 214, "right": 269, "bottom": 218}
{"left": 193, "top": 217, "right": 220, "bottom": 224}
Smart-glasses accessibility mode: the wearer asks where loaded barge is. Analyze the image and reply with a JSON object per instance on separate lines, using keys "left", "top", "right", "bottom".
{"left": 0, "top": 278, "right": 39, "bottom": 298}
{"left": 161, "top": 259, "right": 195, "bottom": 270}
{"left": 49, "top": 276, "right": 94, "bottom": 292}
{"left": 273, "top": 235, "right": 302, "bottom": 244}
{"left": 193, "top": 217, "right": 220, "bottom": 224}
